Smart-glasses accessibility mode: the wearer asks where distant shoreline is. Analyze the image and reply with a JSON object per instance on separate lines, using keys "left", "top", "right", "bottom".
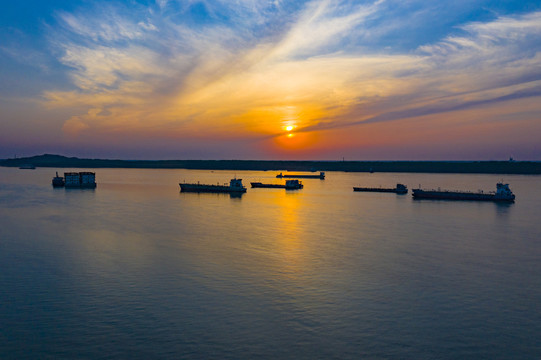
{"left": 1, "top": 154, "right": 540, "bottom": 174}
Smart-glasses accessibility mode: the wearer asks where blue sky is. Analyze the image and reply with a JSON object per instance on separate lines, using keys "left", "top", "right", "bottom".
{"left": 1, "top": 0, "right": 541, "bottom": 160}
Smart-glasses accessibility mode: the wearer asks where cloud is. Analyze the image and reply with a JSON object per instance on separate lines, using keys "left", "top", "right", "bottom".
{"left": 302, "top": 10, "right": 541, "bottom": 131}
{"left": 62, "top": 115, "right": 90, "bottom": 136}
{"left": 57, "top": 6, "right": 153, "bottom": 43}
{"left": 40, "top": 1, "right": 541, "bottom": 150}
{"left": 268, "top": 0, "right": 384, "bottom": 60}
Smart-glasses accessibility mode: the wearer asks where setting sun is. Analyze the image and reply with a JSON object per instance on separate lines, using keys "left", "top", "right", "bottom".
{"left": 286, "top": 125, "right": 294, "bottom": 132}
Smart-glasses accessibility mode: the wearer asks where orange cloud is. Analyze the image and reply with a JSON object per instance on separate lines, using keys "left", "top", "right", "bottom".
{"left": 32, "top": 4, "right": 541, "bottom": 159}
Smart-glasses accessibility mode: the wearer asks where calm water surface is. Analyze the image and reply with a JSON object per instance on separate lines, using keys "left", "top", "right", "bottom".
{"left": 1, "top": 167, "right": 540, "bottom": 359}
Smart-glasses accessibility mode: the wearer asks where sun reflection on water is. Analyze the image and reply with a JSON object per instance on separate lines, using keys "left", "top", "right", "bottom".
{"left": 273, "top": 191, "right": 307, "bottom": 274}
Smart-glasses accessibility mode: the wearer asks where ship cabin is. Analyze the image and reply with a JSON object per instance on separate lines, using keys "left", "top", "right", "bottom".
{"left": 229, "top": 178, "right": 246, "bottom": 191}
{"left": 52, "top": 171, "right": 65, "bottom": 187}
{"left": 495, "top": 183, "right": 515, "bottom": 200}
{"left": 285, "top": 179, "right": 303, "bottom": 189}
{"left": 395, "top": 183, "right": 408, "bottom": 194}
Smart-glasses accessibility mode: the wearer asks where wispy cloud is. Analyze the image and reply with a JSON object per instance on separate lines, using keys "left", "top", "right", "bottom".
{"left": 268, "top": 0, "right": 384, "bottom": 60}
{"left": 57, "top": 5, "right": 155, "bottom": 43}
{"left": 39, "top": 0, "right": 541, "bottom": 156}
{"left": 301, "top": 10, "right": 541, "bottom": 131}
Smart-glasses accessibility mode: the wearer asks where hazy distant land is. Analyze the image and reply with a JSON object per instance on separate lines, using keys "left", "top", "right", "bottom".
{"left": 1, "top": 154, "right": 540, "bottom": 174}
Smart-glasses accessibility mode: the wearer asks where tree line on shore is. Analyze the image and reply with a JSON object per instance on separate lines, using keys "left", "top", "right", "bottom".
{"left": 2, "top": 154, "right": 540, "bottom": 174}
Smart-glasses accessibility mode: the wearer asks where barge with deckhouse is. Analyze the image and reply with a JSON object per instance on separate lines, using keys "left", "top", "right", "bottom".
{"left": 180, "top": 178, "right": 247, "bottom": 193}
{"left": 353, "top": 183, "right": 408, "bottom": 194}
{"left": 251, "top": 179, "right": 303, "bottom": 190}
{"left": 52, "top": 171, "right": 96, "bottom": 188}
{"left": 412, "top": 183, "right": 515, "bottom": 202}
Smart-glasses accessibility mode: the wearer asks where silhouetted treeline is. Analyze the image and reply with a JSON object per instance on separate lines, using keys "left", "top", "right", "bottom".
{"left": 1, "top": 154, "right": 540, "bottom": 174}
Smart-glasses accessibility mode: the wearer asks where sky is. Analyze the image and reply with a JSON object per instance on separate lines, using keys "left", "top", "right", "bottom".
{"left": 1, "top": 0, "right": 541, "bottom": 160}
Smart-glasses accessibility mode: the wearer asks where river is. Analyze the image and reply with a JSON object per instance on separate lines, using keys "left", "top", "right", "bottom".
{"left": 1, "top": 167, "right": 540, "bottom": 359}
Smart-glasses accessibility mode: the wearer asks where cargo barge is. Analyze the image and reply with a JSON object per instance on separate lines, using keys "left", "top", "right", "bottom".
{"left": 52, "top": 171, "right": 96, "bottom": 188}
{"left": 276, "top": 171, "right": 325, "bottom": 179}
{"left": 251, "top": 179, "right": 303, "bottom": 190}
{"left": 412, "top": 183, "right": 515, "bottom": 202}
{"left": 353, "top": 183, "right": 408, "bottom": 194}
{"left": 180, "top": 178, "right": 247, "bottom": 193}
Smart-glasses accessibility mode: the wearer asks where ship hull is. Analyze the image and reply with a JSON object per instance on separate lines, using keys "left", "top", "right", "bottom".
{"left": 353, "top": 187, "right": 407, "bottom": 194}
{"left": 179, "top": 184, "right": 246, "bottom": 193}
{"left": 276, "top": 174, "right": 324, "bottom": 179}
{"left": 251, "top": 182, "right": 303, "bottom": 190}
{"left": 65, "top": 183, "right": 97, "bottom": 189}
{"left": 412, "top": 190, "right": 514, "bottom": 202}
{"left": 277, "top": 175, "right": 323, "bottom": 179}
{"left": 251, "top": 182, "right": 285, "bottom": 188}
{"left": 276, "top": 172, "right": 325, "bottom": 179}
{"left": 52, "top": 178, "right": 65, "bottom": 187}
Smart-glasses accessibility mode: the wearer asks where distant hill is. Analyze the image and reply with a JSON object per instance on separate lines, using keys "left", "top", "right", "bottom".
{"left": 1, "top": 154, "right": 540, "bottom": 174}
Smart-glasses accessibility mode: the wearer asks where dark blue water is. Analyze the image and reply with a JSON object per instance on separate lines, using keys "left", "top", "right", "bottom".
{"left": 1, "top": 168, "right": 540, "bottom": 359}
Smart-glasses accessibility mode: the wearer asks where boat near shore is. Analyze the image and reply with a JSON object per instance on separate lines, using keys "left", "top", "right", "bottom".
{"left": 51, "top": 171, "right": 96, "bottom": 188}
{"left": 353, "top": 183, "right": 408, "bottom": 194}
{"left": 276, "top": 171, "right": 325, "bottom": 179}
{"left": 412, "top": 183, "right": 515, "bottom": 202}
{"left": 251, "top": 179, "right": 303, "bottom": 190}
{"left": 180, "top": 178, "right": 247, "bottom": 193}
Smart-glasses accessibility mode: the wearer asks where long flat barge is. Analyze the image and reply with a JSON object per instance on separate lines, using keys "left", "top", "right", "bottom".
{"left": 412, "top": 183, "right": 515, "bottom": 202}
{"left": 52, "top": 171, "right": 96, "bottom": 188}
{"left": 276, "top": 172, "right": 325, "bottom": 179}
{"left": 251, "top": 183, "right": 283, "bottom": 188}
{"left": 180, "top": 178, "right": 247, "bottom": 193}
{"left": 251, "top": 179, "right": 303, "bottom": 190}
{"left": 353, "top": 183, "right": 407, "bottom": 194}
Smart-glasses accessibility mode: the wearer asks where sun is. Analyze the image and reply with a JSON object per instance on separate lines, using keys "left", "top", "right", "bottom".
{"left": 285, "top": 125, "right": 294, "bottom": 132}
